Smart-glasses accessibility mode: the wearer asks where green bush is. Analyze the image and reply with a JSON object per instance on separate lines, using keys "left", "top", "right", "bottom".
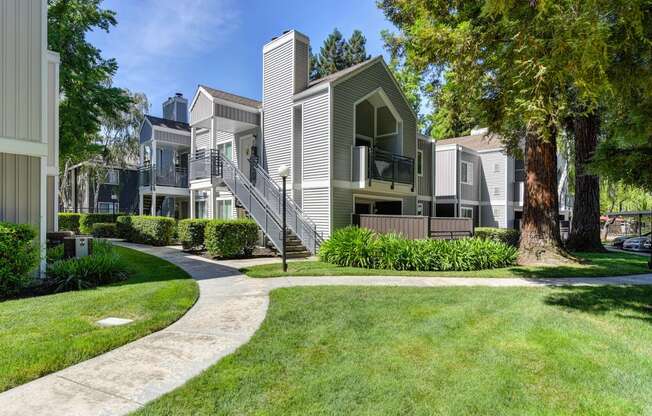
{"left": 125, "top": 216, "right": 176, "bottom": 246}
{"left": 0, "top": 222, "right": 39, "bottom": 298}
{"left": 91, "top": 223, "right": 118, "bottom": 238}
{"left": 204, "top": 219, "right": 258, "bottom": 258}
{"left": 46, "top": 244, "right": 64, "bottom": 264}
{"left": 79, "top": 213, "right": 119, "bottom": 234}
{"left": 58, "top": 213, "right": 81, "bottom": 234}
{"left": 475, "top": 227, "right": 520, "bottom": 247}
{"left": 319, "top": 226, "right": 518, "bottom": 272}
{"left": 116, "top": 216, "right": 133, "bottom": 239}
{"left": 46, "top": 240, "right": 128, "bottom": 292}
{"left": 178, "top": 219, "right": 211, "bottom": 251}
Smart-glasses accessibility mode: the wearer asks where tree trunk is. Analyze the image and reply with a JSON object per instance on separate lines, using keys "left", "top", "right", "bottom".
{"left": 566, "top": 112, "right": 605, "bottom": 252}
{"left": 518, "top": 129, "right": 576, "bottom": 265}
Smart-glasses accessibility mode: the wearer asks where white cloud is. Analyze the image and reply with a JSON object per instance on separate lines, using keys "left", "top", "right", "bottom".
{"left": 92, "top": 0, "right": 240, "bottom": 112}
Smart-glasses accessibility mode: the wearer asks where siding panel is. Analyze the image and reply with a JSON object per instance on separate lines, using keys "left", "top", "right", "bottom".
{"left": 301, "top": 92, "right": 330, "bottom": 181}
{"left": 190, "top": 92, "right": 213, "bottom": 124}
{"left": 302, "top": 187, "right": 330, "bottom": 238}
{"left": 480, "top": 151, "right": 506, "bottom": 202}
{"left": 435, "top": 149, "right": 456, "bottom": 196}
{"left": 0, "top": 153, "right": 41, "bottom": 229}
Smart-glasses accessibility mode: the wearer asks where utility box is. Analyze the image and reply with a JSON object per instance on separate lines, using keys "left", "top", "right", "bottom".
{"left": 63, "top": 237, "right": 94, "bottom": 259}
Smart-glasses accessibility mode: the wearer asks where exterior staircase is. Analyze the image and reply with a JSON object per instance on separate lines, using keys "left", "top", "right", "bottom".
{"left": 191, "top": 150, "right": 322, "bottom": 258}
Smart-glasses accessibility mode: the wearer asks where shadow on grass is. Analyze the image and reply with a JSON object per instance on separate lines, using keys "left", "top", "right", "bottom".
{"left": 501, "top": 252, "right": 650, "bottom": 278}
{"left": 544, "top": 285, "right": 652, "bottom": 324}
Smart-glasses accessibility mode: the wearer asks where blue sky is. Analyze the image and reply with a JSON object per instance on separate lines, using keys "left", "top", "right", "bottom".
{"left": 88, "top": 0, "right": 395, "bottom": 117}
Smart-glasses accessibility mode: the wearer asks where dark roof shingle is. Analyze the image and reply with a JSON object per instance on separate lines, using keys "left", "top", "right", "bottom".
{"left": 200, "top": 85, "right": 262, "bottom": 109}
{"left": 144, "top": 115, "right": 190, "bottom": 132}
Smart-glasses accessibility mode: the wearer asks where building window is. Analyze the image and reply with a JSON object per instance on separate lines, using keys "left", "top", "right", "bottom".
{"left": 105, "top": 169, "right": 119, "bottom": 185}
{"left": 98, "top": 202, "right": 119, "bottom": 214}
{"left": 461, "top": 207, "right": 473, "bottom": 219}
{"left": 216, "top": 198, "right": 233, "bottom": 219}
{"left": 417, "top": 202, "right": 424, "bottom": 216}
{"left": 217, "top": 141, "right": 233, "bottom": 160}
{"left": 416, "top": 150, "right": 423, "bottom": 176}
{"left": 194, "top": 191, "right": 208, "bottom": 219}
{"left": 460, "top": 161, "right": 473, "bottom": 185}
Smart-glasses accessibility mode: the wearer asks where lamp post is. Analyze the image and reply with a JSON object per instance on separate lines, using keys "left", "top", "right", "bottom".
{"left": 278, "top": 164, "right": 289, "bottom": 272}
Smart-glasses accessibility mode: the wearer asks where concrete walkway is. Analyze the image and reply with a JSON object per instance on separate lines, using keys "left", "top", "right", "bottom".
{"left": 2, "top": 243, "right": 652, "bottom": 416}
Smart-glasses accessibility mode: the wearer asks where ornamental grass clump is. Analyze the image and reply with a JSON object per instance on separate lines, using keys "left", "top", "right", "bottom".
{"left": 319, "top": 226, "right": 518, "bottom": 272}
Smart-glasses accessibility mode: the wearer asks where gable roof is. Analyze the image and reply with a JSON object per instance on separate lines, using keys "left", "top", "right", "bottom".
{"left": 437, "top": 132, "right": 504, "bottom": 152}
{"left": 306, "top": 56, "right": 381, "bottom": 90}
{"left": 199, "top": 85, "right": 262, "bottom": 109}
{"left": 144, "top": 115, "right": 190, "bottom": 132}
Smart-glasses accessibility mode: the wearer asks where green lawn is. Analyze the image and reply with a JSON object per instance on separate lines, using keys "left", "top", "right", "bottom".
{"left": 135, "top": 286, "right": 652, "bottom": 415}
{"left": 0, "top": 246, "right": 198, "bottom": 392}
{"left": 242, "top": 251, "right": 650, "bottom": 278}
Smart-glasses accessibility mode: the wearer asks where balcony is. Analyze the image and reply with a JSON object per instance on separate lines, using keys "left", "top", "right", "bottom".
{"left": 139, "top": 162, "right": 188, "bottom": 189}
{"left": 352, "top": 146, "right": 414, "bottom": 191}
{"left": 189, "top": 149, "right": 221, "bottom": 182}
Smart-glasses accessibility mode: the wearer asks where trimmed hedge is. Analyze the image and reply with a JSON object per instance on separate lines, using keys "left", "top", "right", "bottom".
{"left": 475, "top": 227, "right": 520, "bottom": 247}
{"left": 0, "top": 222, "right": 39, "bottom": 298}
{"left": 79, "top": 213, "right": 120, "bottom": 234}
{"left": 205, "top": 219, "right": 258, "bottom": 258}
{"left": 119, "top": 216, "right": 176, "bottom": 246}
{"left": 116, "top": 216, "right": 133, "bottom": 239}
{"left": 178, "top": 219, "right": 211, "bottom": 251}
{"left": 91, "top": 223, "right": 118, "bottom": 238}
{"left": 319, "top": 226, "right": 518, "bottom": 272}
{"left": 58, "top": 213, "right": 81, "bottom": 234}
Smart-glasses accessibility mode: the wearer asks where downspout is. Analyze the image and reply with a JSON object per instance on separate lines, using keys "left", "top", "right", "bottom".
{"left": 431, "top": 139, "right": 436, "bottom": 216}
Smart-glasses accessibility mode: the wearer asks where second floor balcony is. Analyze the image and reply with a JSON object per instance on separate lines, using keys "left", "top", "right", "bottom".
{"left": 139, "top": 162, "right": 188, "bottom": 189}
{"left": 352, "top": 146, "right": 415, "bottom": 191}
{"left": 189, "top": 150, "right": 221, "bottom": 182}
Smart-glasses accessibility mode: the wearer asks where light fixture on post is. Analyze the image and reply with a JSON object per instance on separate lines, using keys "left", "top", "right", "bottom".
{"left": 278, "top": 164, "right": 290, "bottom": 272}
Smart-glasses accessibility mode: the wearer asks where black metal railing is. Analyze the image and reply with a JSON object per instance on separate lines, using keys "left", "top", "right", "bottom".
{"left": 367, "top": 147, "right": 415, "bottom": 190}
{"left": 189, "top": 149, "right": 221, "bottom": 181}
{"left": 139, "top": 162, "right": 189, "bottom": 189}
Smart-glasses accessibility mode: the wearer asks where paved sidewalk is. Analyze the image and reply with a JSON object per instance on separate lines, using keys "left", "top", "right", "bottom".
{"left": 2, "top": 243, "right": 652, "bottom": 416}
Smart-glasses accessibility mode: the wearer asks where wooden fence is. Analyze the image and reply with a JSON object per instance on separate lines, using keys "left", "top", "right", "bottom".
{"left": 351, "top": 214, "right": 474, "bottom": 240}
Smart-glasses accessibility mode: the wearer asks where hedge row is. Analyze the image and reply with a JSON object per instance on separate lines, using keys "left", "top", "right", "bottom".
{"left": 204, "top": 219, "right": 258, "bottom": 258}
{"left": 117, "top": 216, "right": 176, "bottom": 246}
{"left": 0, "top": 222, "right": 39, "bottom": 298}
{"left": 319, "top": 226, "right": 518, "bottom": 272}
{"left": 177, "top": 219, "right": 211, "bottom": 251}
{"left": 91, "top": 223, "right": 118, "bottom": 238}
{"left": 57, "top": 213, "right": 120, "bottom": 235}
{"left": 475, "top": 227, "right": 520, "bottom": 247}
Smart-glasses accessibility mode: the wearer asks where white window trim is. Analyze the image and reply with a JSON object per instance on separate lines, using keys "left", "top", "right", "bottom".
{"left": 215, "top": 196, "right": 234, "bottom": 219}
{"left": 416, "top": 149, "right": 424, "bottom": 177}
{"left": 461, "top": 206, "right": 474, "bottom": 219}
{"left": 104, "top": 168, "right": 120, "bottom": 185}
{"left": 461, "top": 160, "right": 473, "bottom": 185}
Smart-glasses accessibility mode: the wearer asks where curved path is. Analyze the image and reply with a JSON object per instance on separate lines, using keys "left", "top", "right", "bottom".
{"left": 2, "top": 243, "right": 652, "bottom": 416}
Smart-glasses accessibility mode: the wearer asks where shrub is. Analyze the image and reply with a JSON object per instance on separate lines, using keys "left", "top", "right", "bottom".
{"left": 58, "top": 213, "right": 81, "bottom": 234}
{"left": 475, "top": 227, "right": 520, "bottom": 247}
{"left": 91, "top": 223, "right": 118, "bottom": 238}
{"left": 126, "top": 216, "right": 176, "bottom": 246}
{"left": 319, "top": 226, "right": 377, "bottom": 268}
{"left": 319, "top": 226, "right": 518, "bottom": 272}
{"left": 204, "top": 219, "right": 258, "bottom": 258}
{"left": 0, "top": 222, "right": 39, "bottom": 298}
{"left": 178, "top": 219, "right": 211, "bottom": 251}
{"left": 116, "top": 216, "right": 133, "bottom": 239}
{"left": 79, "top": 213, "right": 119, "bottom": 234}
{"left": 46, "top": 240, "right": 128, "bottom": 292}
{"left": 46, "top": 244, "right": 64, "bottom": 264}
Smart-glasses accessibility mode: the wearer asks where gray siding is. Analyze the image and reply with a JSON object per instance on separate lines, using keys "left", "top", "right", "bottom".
{"left": 194, "top": 129, "right": 210, "bottom": 152}
{"left": 263, "top": 39, "right": 294, "bottom": 191}
{"left": 355, "top": 100, "right": 374, "bottom": 138}
{"left": 294, "top": 40, "right": 309, "bottom": 94}
{"left": 481, "top": 205, "right": 505, "bottom": 228}
{"left": 154, "top": 129, "right": 191, "bottom": 146}
{"left": 460, "top": 151, "right": 480, "bottom": 201}
{"left": 417, "top": 139, "right": 433, "bottom": 197}
{"left": 480, "top": 151, "right": 506, "bottom": 202}
{"left": 214, "top": 103, "right": 260, "bottom": 126}
{"left": 47, "top": 58, "right": 58, "bottom": 170}
{"left": 435, "top": 149, "right": 456, "bottom": 197}
{"left": 301, "top": 91, "right": 330, "bottom": 181}
{"left": 140, "top": 121, "right": 153, "bottom": 144}
{"left": 0, "top": 0, "right": 43, "bottom": 143}
{"left": 0, "top": 153, "right": 41, "bottom": 228}
{"left": 303, "top": 187, "right": 330, "bottom": 238}
{"left": 292, "top": 106, "right": 302, "bottom": 206}
{"left": 191, "top": 92, "right": 213, "bottom": 124}
{"left": 332, "top": 61, "right": 417, "bottom": 183}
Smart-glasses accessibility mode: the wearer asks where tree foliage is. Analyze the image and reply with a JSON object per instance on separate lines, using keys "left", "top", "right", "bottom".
{"left": 47, "top": 0, "right": 131, "bottom": 165}
{"left": 311, "top": 28, "right": 371, "bottom": 80}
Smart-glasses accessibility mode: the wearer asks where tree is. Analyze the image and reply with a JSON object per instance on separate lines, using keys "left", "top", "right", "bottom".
{"left": 312, "top": 29, "right": 371, "bottom": 81}
{"left": 429, "top": 71, "right": 484, "bottom": 140}
{"left": 345, "top": 30, "right": 371, "bottom": 66}
{"left": 379, "top": 0, "right": 617, "bottom": 265}
{"left": 48, "top": 0, "right": 131, "bottom": 167}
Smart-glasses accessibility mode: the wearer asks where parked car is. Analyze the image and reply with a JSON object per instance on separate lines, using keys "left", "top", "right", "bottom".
{"left": 623, "top": 235, "right": 652, "bottom": 252}
{"left": 644, "top": 239, "right": 651, "bottom": 250}
{"left": 613, "top": 232, "right": 650, "bottom": 247}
